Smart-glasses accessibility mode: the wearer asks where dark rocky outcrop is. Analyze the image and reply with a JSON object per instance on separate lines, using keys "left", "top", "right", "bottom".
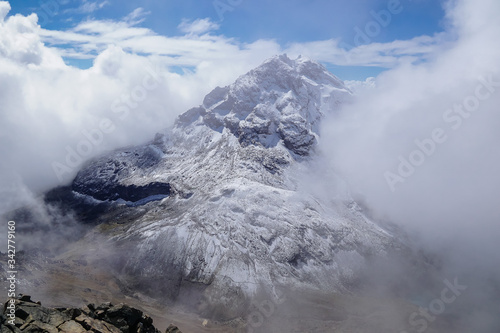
{"left": 68, "top": 145, "right": 172, "bottom": 203}
{"left": 1, "top": 295, "right": 182, "bottom": 333}
{"left": 72, "top": 181, "right": 171, "bottom": 203}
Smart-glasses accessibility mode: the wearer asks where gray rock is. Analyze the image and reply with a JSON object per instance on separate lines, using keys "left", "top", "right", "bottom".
{"left": 165, "top": 324, "right": 182, "bottom": 333}
{"left": 1, "top": 295, "right": 168, "bottom": 333}
{"left": 22, "top": 321, "right": 58, "bottom": 333}
{"left": 75, "top": 313, "right": 122, "bottom": 333}
{"left": 58, "top": 320, "right": 87, "bottom": 333}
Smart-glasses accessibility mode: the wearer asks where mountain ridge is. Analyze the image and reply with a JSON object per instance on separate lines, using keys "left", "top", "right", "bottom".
{"left": 175, "top": 54, "right": 352, "bottom": 156}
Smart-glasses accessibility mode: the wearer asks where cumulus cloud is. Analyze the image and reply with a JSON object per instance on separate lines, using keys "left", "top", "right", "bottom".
{"left": 0, "top": 1, "right": 9, "bottom": 21}
{"left": 344, "top": 77, "right": 376, "bottom": 94}
{"left": 320, "top": 0, "right": 500, "bottom": 272}
{"left": 0, "top": 3, "right": 63, "bottom": 67}
{"left": 0, "top": 2, "right": 283, "bottom": 216}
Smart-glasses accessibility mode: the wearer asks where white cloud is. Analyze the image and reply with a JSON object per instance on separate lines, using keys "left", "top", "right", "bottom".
{"left": 0, "top": 3, "right": 282, "bottom": 214}
{"left": 34, "top": 5, "right": 448, "bottom": 70}
{"left": 41, "top": 19, "right": 447, "bottom": 69}
{"left": 178, "top": 18, "right": 220, "bottom": 35}
{"left": 0, "top": 4, "right": 64, "bottom": 67}
{"left": 344, "top": 77, "right": 375, "bottom": 93}
{"left": 123, "top": 7, "right": 150, "bottom": 26}
{"left": 319, "top": 0, "right": 500, "bottom": 272}
{"left": 64, "top": 0, "right": 110, "bottom": 14}
{"left": 0, "top": 0, "right": 10, "bottom": 21}
{"left": 38, "top": 11, "right": 281, "bottom": 72}
{"left": 1, "top": 0, "right": 492, "bottom": 228}
{"left": 285, "top": 34, "right": 448, "bottom": 68}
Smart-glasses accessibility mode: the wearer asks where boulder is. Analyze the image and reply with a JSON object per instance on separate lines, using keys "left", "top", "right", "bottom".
{"left": 58, "top": 320, "right": 87, "bottom": 333}
{"left": 165, "top": 324, "right": 182, "bottom": 333}
{"left": 0, "top": 295, "right": 176, "bottom": 333}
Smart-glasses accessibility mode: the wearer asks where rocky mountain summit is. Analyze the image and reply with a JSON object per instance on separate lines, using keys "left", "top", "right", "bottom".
{"left": 176, "top": 54, "right": 351, "bottom": 156}
{"left": 0, "top": 295, "right": 182, "bottom": 333}
{"left": 40, "top": 54, "right": 424, "bottom": 320}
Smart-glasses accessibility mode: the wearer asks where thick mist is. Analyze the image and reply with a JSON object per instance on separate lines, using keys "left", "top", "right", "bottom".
{"left": 316, "top": 0, "right": 500, "bottom": 330}
{"left": 321, "top": 0, "right": 500, "bottom": 266}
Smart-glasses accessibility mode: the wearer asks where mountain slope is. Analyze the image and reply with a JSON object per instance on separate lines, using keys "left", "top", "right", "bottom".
{"left": 45, "top": 55, "right": 412, "bottom": 318}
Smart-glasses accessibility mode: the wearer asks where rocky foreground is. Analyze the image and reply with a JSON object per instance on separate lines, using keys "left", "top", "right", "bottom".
{"left": 0, "top": 295, "right": 182, "bottom": 333}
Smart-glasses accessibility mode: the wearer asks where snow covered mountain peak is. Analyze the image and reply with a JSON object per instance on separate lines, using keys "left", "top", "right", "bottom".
{"left": 49, "top": 55, "right": 407, "bottom": 319}
{"left": 252, "top": 54, "right": 346, "bottom": 88}
{"left": 176, "top": 54, "right": 352, "bottom": 156}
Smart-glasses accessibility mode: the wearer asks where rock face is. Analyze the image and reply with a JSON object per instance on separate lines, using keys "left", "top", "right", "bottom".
{"left": 72, "top": 153, "right": 172, "bottom": 203}
{"left": 0, "top": 295, "right": 181, "bottom": 333}
{"left": 44, "top": 54, "right": 414, "bottom": 319}
{"left": 175, "top": 54, "right": 351, "bottom": 156}
{"left": 73, "top": 180, "right": 171, "bottom": 203}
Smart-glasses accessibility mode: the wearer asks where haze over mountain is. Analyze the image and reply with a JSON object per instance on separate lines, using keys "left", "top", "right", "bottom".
{"left": 1, "top": 0, "right": 500, "bottom": 332}
{"left": 42, "top": 54, "right": 410, "bottom": 311}
{"left": 0, "top": 54, "right": 444, "bottom": 332}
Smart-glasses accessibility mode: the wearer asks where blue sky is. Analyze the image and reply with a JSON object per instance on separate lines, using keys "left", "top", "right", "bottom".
{"left": 7, "top": 0, "right": 447, "bottom": 80}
